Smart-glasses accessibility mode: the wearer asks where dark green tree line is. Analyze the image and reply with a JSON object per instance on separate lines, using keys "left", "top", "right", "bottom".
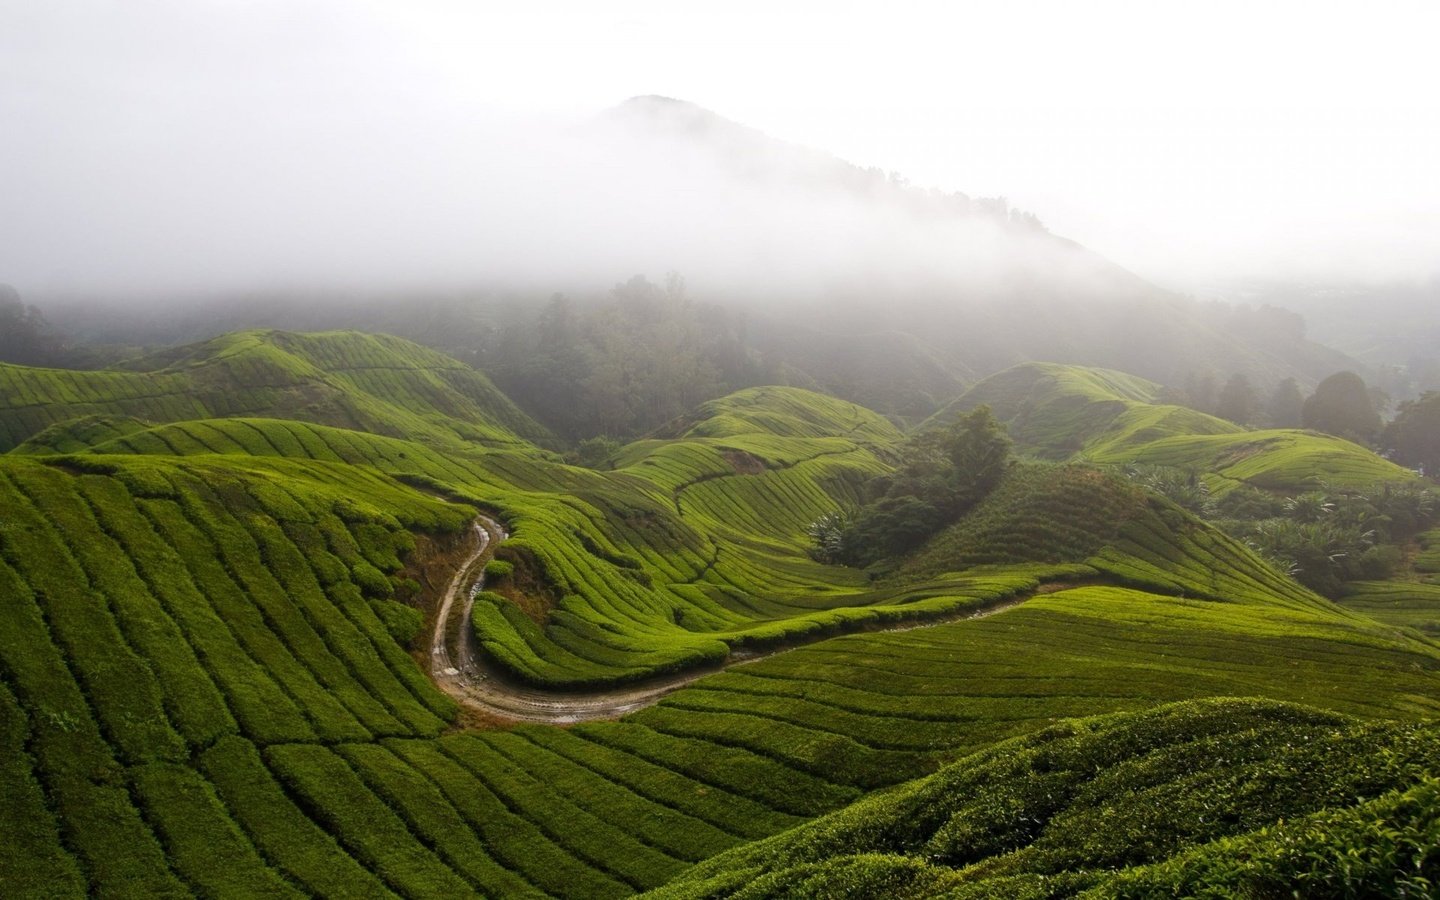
{"left": 0, "top": 284, "right": 65, "bottom": 366}
{"left": 811, "top": 406, "right": 1011, "bottom": 567}
{"left": 488, "top": 275, "right": 770, "bottom": 442}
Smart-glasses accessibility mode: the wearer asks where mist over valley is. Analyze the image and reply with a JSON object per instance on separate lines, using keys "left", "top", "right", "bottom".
{"left": 2, "top": 4, "right": 1439, "bottom": 898}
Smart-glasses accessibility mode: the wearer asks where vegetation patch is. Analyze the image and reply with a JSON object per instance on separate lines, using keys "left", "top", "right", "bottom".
{"left": 643, "top": 699, "right": 1440, "bottom": 898}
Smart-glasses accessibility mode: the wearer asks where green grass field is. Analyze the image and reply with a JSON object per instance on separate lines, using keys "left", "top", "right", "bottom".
{"left": 1, "top": 333, "right": 1437, "bottom": 897}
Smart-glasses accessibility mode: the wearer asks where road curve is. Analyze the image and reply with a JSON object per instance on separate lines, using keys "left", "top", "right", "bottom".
{"left": 429, "top": 516, "right": 1046, "bottom": 725}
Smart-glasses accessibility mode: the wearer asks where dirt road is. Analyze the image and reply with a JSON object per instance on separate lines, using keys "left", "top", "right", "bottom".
{"left": 429, "top": 516, "right": 1047, "bottom": 725}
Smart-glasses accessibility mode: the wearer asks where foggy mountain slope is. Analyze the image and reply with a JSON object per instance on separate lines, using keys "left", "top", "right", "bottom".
{"left": 592, "top": 96, "right": 1366, "bottom": 401}
{"left": 23, "top": 96, "right": 1367, "bottom": 436}
{"left": 745, "top": 326, "right": 971, "bottom": 427}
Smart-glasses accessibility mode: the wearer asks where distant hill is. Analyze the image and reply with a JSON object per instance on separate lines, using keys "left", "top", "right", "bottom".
{"left": 598, "top": 97, "right": 1366, "bottom": 413}
{"left": 0, "top": 330, "right": 550, "bottom": 453}
{"left": 930, "top": 361, "right": 1414, "bottom": 493}
{"left": 29, "top": 98, "right": 1367, "bottom": 436}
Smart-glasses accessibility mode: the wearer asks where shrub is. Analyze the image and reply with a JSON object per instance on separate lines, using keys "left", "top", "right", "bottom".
{"left": 369, "top": 599, "right": 423, "bottom": 646}
{"left": 349, "top": 561, "right": 393, "bottom": 599}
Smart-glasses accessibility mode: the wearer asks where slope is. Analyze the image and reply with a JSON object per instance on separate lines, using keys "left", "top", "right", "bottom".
{"left": 643, "top": 698, "right": 1440, "bottom": 898}
{"left": 6, "top": 414, "right": 1440, "bottom": 897}
{"left": 930, "top": 361, "right": 1414, "bottom": 493}
{"left": 0, "top": 329, "right": 549, "bottom": 453}
{"left": 5, "top": 343, "right": 1440, "bottom": 898}
{"left": 46, "top": 388, "right": 1074, "bottom": 688}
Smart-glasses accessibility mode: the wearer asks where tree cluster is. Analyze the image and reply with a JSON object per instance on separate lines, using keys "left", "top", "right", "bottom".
{"left": 1176, "top": 371, "right": 1302, "bottom": 428}
{"left": 1301, "top": 371, "right": 1382, "bottom": 444}
{"left": 1237, "top": 483, "right": 1434, "bottom": 596}
{"left": 809, "top": 406, "right": 1011, "bottom": 568}
{"left": 1175, "top": 369, "right": 1390, "bottom": 444}
{"left": 1119, "top": 461, "right": 1436, "bottom": 597}
{"left": 0, "top": 284, "right": 65, "bottom": 366}
{"left": 486, "top": 275, "right": 771, "bottom": 442}
{"left": 1384, "top": 391, "right": 1440, "bottom": 476}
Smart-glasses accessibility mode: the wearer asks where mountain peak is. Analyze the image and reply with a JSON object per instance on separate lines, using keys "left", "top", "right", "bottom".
{"left": 604, "top": 94, "right": 754, "bottom": 140}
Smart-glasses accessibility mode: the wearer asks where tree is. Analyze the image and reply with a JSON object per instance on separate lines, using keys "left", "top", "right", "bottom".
{"left": 0, "top": 284, "right": 62, "bottom": 366}
{"left": 1266, "top": 378, "right": 1304, "bottom": 428}
{"left": 1182, "top": 371, "right": 1218, "bottom": 414}
{"left": 1215, "top": 373, "right": 1259, "bottom": 425}
{"left": 1385, "top": 391, "right": 1440, "bottom": 475}
{"left": 806, "top": 511, "right": 851, "bottom": 563}
{"left": 818, "top": 405, "right": 1012, "bottom": 568}
{"left": 1302, "top": 371, "right": 1381, "bottom": 443}
{"left": 838, "top": 497, "right": 942, "bottom": 566}
{"left": 942, "top": 404, "right": 1012, "bottom": 509}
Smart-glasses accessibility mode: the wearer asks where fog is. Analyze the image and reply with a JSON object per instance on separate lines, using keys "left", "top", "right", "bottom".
{"left": 3, "top": 1, "right": 1437, "bottom": 301}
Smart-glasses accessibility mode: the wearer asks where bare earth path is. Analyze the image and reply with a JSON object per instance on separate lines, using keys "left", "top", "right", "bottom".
{"left": 429, "top": 516, "right": 1061, "bottom": 725}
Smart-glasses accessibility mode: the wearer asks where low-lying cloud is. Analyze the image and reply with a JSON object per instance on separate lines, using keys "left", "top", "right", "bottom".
{"left": 3, "top": 1, "right": 1435, "bottom": 304}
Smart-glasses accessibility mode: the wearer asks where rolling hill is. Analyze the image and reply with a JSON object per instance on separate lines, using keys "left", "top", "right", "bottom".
{"left": 0, "top": 330, "right": 550, "bottom": 454}
{"left": 645, "top": 697, "right": 1440, "bottom": 898}
{"left": 1, "top": 333, "right": 1437, "bottom": 897}
{"left": 929, "top": 361, "right": 1416, "bottom": 494}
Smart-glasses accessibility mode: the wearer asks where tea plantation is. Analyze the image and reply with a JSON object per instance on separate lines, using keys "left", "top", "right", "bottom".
{"left": 931, "top": 361, "right": 1415, "bottom": 494}
{"left": 1, "top": 332, "right": 1437, "bottom": 897}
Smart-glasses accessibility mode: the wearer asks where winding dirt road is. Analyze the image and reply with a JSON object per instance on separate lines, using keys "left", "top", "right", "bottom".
{"left": 429, "top": 516, "right": 1046, "bottom": 725}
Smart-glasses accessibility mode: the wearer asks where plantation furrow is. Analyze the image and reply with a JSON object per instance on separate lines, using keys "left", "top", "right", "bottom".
{"left": 483, "top": 730, "right": 739, "bottom": 860}
{"left": 0, "top": 678, "right": 87, "bottom": 896}
{"left": 439, "top": 735, "right": 678, "bottom": 891}
{"left": 513, "top": 726, "right": 801, "bottom": 838}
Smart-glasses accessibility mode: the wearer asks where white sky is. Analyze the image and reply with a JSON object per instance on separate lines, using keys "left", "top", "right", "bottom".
{"left": 3, "top": 0, "right": 1438, "bottom": 294}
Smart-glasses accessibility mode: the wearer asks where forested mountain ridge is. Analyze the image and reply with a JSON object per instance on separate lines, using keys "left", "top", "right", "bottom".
{"left": 22, "top": 97, "right": 1368, "bottom": 439}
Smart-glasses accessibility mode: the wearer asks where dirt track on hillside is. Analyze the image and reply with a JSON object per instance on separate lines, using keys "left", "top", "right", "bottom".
{"left": 429, "top": 516, "right": 1061, "bottom": 725}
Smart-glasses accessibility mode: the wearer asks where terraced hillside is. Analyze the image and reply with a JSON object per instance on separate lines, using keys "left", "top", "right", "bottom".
{"left": 43, "top": 387, "right": 1067, "bottom": 687}
{"left": 2, "top": 335, "right": 1439, "bottom": 897}
{"left": 646, "top": 698, "right": 1440, "bottom": 898}
{"left": 0, "top": 330, "right": 549, "bottom": 452}
{"left": 929, "top": 361, "right": 1415, "bottom": 493}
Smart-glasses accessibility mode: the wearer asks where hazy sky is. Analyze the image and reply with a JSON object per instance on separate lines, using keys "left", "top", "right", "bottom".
{"left": 3, "top": 0, "right": 1437, "bottom": 295}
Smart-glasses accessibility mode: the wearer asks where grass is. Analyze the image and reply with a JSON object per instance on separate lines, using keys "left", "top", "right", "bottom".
{"left": 922, "top": 362, "right": 1225, "bottom": 459}
{"left": 1088, "top": 428, "right": 1416, "bottom": 495}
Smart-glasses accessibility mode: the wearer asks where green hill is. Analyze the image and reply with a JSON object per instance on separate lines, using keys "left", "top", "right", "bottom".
{"left": 931, "top": 361, "right": 1415, "bottom": 494}
{"left": 2, "top": 336, "right": 1438, "bottom": 897}
{"left": 5, "top": 433, "right": 1437, "bottom": 896}
{"left": 644, "top": 698, "right": 1440, "bottom": 898}
{"left": 923, "top": 362, "right": 1234, "bottom": 459}
{"left": 0, "top": 329, "right": 550, "bottom": 453}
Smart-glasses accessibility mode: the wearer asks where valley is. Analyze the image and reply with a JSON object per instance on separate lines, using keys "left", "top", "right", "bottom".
{"left": 1, "top": 329, "right": 1437, "bottom": 897}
